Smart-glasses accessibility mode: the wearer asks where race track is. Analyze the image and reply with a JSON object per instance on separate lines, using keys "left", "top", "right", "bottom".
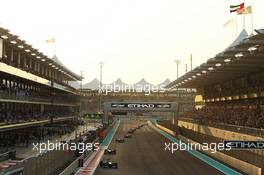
{"left": 95, "top": 119, "right": 226, "bottom": 175}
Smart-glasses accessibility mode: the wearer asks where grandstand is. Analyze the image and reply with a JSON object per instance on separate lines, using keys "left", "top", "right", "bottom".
{"left": 165, "top": 29, "right": 264, "bottom": 172}
{"left": 0, "top": 27, "right": 82, "bottom": 126}
{"left": 0, "top": 27, "right": 86, "bottom": 174}
{"left": 167, "top": 29, "right": 264, "bottom": 130}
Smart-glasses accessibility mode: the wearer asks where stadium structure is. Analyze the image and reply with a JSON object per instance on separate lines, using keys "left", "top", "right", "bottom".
{"left": 0, "top": 27, "right": 84, "bottom": 175}
{"left": 0, "top": 27, "right": 264, "bottom": 175}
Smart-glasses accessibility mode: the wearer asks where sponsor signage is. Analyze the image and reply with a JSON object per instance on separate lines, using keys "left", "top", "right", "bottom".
{"left": 111, "top": 103, "right": 171, "bottom": 109}
{"left": 224, "top": 140, "right": 264, "bottom": 150}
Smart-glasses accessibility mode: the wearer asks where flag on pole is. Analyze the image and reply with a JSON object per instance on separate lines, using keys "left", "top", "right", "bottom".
{"left": 237, "top": 6, "right": 252, "bottom": 15}
{"left": 46, "top": 37, "right": 56, "bottom": 43}
{"left": 230, "top": 3, "right": 244, "bottom": 13}
{"left": 224, "top": 19, "right": 237, "bottom": 27}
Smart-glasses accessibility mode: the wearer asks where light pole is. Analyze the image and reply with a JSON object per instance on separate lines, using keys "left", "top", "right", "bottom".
{"left": 174, "top": 59, "right": 180, "bottom": 126}
{"left": 80, "top": 70, "right": 83, "bottom": 90}
{"left": 99, "top": 61, "right": 104, "bottom": 113}
{"left": 174, "top": 59, "right": 181, "bottom": 79}
{"left": 79, "top": 70, "right": 83, "bottom": 115}
{"left": 190, "top": 54, "right": 193, "bottom": 71}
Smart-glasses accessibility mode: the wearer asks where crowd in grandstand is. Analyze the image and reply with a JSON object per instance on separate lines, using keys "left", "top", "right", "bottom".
{"left": 0, "top": 120, "right": 84, "bottom": 154}
{"left": 204, "top": 73, "right": 264, "bottom": 99}
{"left": 0, "top": 83, "right": 35, "bottom": 97}
{"left": 180, "top": 104, "right": 264, "bottom": 129}
{"left": 0, "top": 80, "right": 78, "bottom": 105}
{"left": 0, "top": 110, "right": 76, "bottom": 125}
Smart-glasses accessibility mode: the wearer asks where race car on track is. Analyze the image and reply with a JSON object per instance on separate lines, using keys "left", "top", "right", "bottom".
{"left": 100, "top": 159, "right": 118, "bottom": 169}
{"left": 139, "top": 124, "right": 145, "bottom": 128}
{"left": 115, "top": 137, "right": 125, "bottom": 143}
{"left": 128, "top": 128, "right": 136, "bottom": 133}
{"left": 104, "top": 148, "right": 117, "bottom": 155}
{"left": 125, "top": 134, "right": 132, "bottom": 138}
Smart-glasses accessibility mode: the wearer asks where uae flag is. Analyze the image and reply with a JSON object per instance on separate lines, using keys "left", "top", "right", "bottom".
{"left": 237, "top": 6, "right": 252, "bottom": 15}
{"left": 230, "top": 3, "right": 244, "bottom": 13}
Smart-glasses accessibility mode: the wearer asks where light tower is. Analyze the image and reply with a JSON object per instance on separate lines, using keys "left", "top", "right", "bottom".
{"left": 174, "top": 59, "right": 181, "bottom": 79}
{"left": 190, "top": 54, "right": 193, "bottom": 71}
{"left": 99, "top": 61, "right": 104, "bottom": 113}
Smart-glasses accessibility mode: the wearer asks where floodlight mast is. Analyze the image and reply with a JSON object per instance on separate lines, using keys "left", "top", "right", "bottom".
{"left": 174, "top": 59, "right": 181, "bottom": 79}
{"left": 99, "top": 61, "right": 104, "bottom": 113}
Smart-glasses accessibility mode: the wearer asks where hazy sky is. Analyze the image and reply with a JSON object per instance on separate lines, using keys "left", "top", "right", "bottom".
{"left": 0, "top": 0, "right": 263, "bottom": 84}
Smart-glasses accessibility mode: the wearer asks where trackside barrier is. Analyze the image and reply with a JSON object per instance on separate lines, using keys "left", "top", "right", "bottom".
{"left": 59, "top": 138, "right": 99, "bottom": 175}
{"left": 1, "top": 127, "right": 97, "bottom": 175}
{"left": 0, "top": 150, "right": 16, "bottom": 162}
{"left": 178, "top": 120, "right": 264, "bottom": 141}
{"left": 59, "top": 153, "right": 90, "bottom": 175}
{"left": 179, "top": 118, "right": 264, "bottom": 137}
{"left": 78, "top": 148, "right": 105, "bottom": 175}
{"left": 155, "top": 122, "right": 262, "bottom": 175}
{"left": 0, "top": 149, "right": 75, "bottom": 175}
{"left": 73, "top": 119, "right": 120, "bottom": 175}
{"left": 178, "top": 135, "right": 261, "bottom": 175}
{"left": 101, "top": 119, "right": 120, "bottom": 148}
{"left": 156, "top": 124, "right": 176, "bottom": 136}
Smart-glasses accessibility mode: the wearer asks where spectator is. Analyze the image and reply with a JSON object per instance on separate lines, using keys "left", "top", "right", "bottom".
{"left": 180, "top": 103, "right": 264, "bottom": 129}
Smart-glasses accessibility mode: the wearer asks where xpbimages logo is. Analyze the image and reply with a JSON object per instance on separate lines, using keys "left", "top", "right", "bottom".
{"left": 32, "top": 140, "right": 100, "bottom": 153}
{"left": 99, "top": 83, "right": 166, "bottom": 95}
{"left": 164, "top": 141, "right": 231, "bottom": 154}
{"left": 164, "top": 140, "right": 264, "bottom": 154}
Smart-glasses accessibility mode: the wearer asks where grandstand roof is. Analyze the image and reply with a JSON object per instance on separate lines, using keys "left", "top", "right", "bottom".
{"left": 0, "top": 27, "right": 82, "bottom": 81}
{"left": 83, "top": 78, "right": 101, "bottom": 89}
{"left": 51, "top": 55, "right": 81, "bottom": 80}
{"left": 158, "top": 78, "right": 171, "bottom": 87}
{"left": 110, "top": 78, "right": 128, "bottom": 86}
{"left": 134, "top": 78, "right": 153, "bottom": 87}
{"left": 167, "top": 29, "right": 264, "bottom": 89}
{"left": 83, "top": 78, "right": 171, "bottom": 90}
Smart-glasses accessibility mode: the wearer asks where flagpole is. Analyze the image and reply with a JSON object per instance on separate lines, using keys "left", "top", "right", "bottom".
{"left": 243, "top": 0, "right": 246, "bottom": 30}
{"left": 236, "top": 16, "right": 238, "bottom": 36}
{"left": 53, "top": 42, "right": 56, "bottom": 56}
{"left": 243, "top": 13, "right": 245, "bottom": 30}
{"left": 251, "top": 3, "right": 254, "bottom": 34}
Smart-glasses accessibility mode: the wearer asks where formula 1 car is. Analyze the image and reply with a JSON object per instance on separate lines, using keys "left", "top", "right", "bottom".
{"left": 104, "top": 148, "right": 117, "bottom": 155}
{"left": 115, "top": 137, "right": 125, "bottom": 143}
{"left": 128, "top": 128, "right": 136, "bottom": 133}
{"left": 139, "top": 124, "right": 145, "bottom": 127}
{"left": 125, "top": 134, "right": 132, "bottom": 138}
{"left": 100, "top": 159, "right": 118, "bottom": 169}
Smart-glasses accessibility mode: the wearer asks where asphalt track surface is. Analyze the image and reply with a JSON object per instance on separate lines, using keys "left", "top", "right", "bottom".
{"left": 95, "top": 119, "right": 225, "bottom": 175}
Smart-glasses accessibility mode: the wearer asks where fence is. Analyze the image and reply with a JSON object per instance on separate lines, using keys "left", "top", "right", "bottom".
{"left": 179, "top": 117, "right": 264, "bottom": 138}
{"left": 0, "top": 131, "right": 98, "bottom": 175}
